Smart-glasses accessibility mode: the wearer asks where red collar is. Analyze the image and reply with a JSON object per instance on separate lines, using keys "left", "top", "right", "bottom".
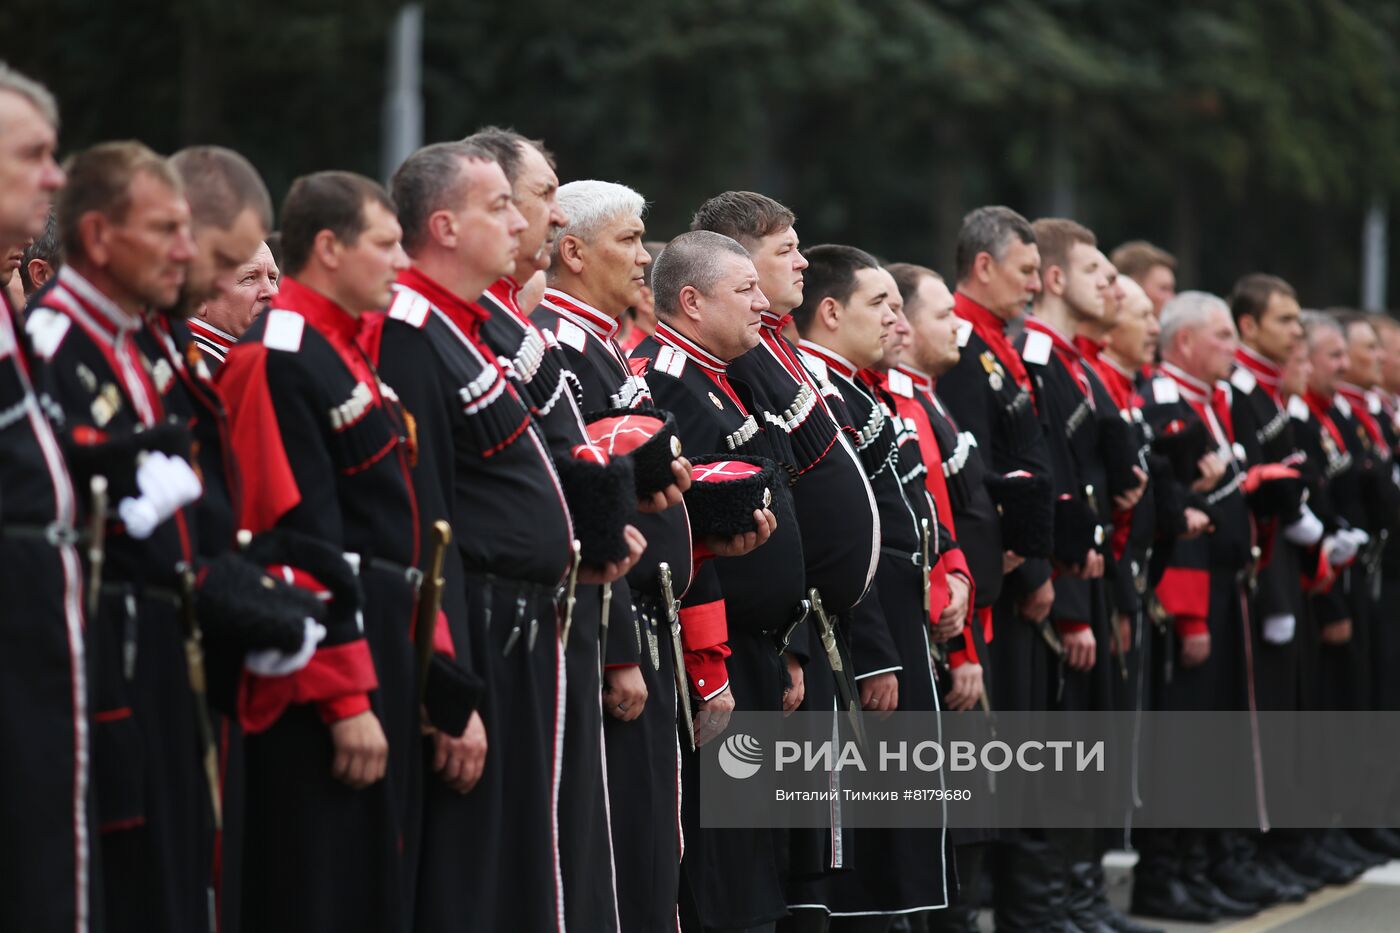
{"left": 187, "top": 318, "right": 235, "bottom": 355}
{"left": 49, "top": 266, "right": 143, "bottom": 340}
{"left": 760, "top": 309, "right": 793, "bottom": 333}
{"left": 1235, "top": 345, "right": 1283, "bottom": 401}
{"left": 1337, "top": 382, "right": 1386, "bottom": 447}
{"left": 485, "top": 276, "right": 524, "bottom": 315}
{"left": 1025, "top": 316, "right": 1081, "bottom": 361}
{"left": 1092, "top": 352, "right": 1138, "bottom": 410}
{"left": 1026, "top": 316, "right": 1094, "bottom": 403}
{"left": 1159, "top": 361, "right": 1214, "bottom": 403}
{"left": 954, "top": 291, "right": 1033, "bottom": 396}
{"left": 397, "top": 265, "right": 489, "bottom": 332}
{"left": 541, "top": 287, "right": 619, "bottom": 341}
{"left": 653, "top": 321, "right": 728, "bottom": 375}
{"left": 274, "top": 276, "right": 361, "bottom": 348}
{"left": 1074, "top": 333, "right": 1104, "bottom": 362}
{"left": 796, "top": 340, "right": 858, "bottom": 380}
{"left": 1304, "top": 388, "right": 1348, "bottom": 449}
{"left": 896, "top": 363, "right": 934, "bottom": 394}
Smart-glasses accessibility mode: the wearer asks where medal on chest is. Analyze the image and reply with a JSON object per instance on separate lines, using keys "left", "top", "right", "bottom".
{"left": 980, "top": 351, "right": 1005, "bottom": 391}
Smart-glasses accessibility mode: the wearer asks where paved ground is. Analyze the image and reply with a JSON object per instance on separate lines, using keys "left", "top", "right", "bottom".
{"left": 974, "top": 853, "right": 1400, "bottom": 932}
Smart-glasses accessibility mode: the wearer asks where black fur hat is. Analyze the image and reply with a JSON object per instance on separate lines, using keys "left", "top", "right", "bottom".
{"left": 241, "top": 528, "right": 364, "bottom": 640}
{"left": 1098, "top": 415, "right": 1141, "bottom": 497}
{"left": 1054, "top": 494, "right": 1104, "bottom": 565}
{"left": 1147, "top": 453, "right": 1188, "bottom": 538}
{"left": 983, "top": 471, "right": 1054, "bottom": 559}
{"left": 585, "top": 407, "right": 684, "bottom": 498}
{"left": 1151, "top": 417, "right": 1210, "bottom": 484}
{"left": 1247, "top": 471, "right": 1305, "bottom": 521}
{"left": 197, "top": 551, "right": 324, "bottom": 655}
{"left": 556, "top": 446, "right": 637, "bottom": 565}
{"left": 685, "top": 455, "right": 780, "bottom": 539}
{"left": 62, "top": 419, "right": 193, "bottom": 495}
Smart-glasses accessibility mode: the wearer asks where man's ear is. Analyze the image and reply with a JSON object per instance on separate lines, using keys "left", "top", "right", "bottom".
{"left": 1238, "top": 314, "right": 1257, "bottom": 344}
{"left": 77, "top": 212, "right": 109, "bottom": 266}
{"left": 678, "top": 283, "right": 703, "bottom": 322}
{"left": 558, "top": 234, "right": 586, "bottom": 276}
{"left": 817, "top": 295, "right": 841, "bottom": 333}
{"left": 427, "top": 209, "right": 456, "bottom": 250}
{"left": 312, "top": 229, "right": 341, "bottom": 271}
{"left": 973, "top": 251, "right": 994, "bottom": 285}
{"left": 1043, "top": 264, "right": 1066, "bottom": 297}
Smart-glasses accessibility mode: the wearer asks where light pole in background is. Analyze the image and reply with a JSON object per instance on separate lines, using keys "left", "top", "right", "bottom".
{"left": 382, "top": 3, "right": 424, "bottom": 184}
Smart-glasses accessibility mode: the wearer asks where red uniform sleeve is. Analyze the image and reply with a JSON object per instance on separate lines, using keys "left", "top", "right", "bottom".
{"left": 218, "top": 343, "right": 378, "bottom": 730}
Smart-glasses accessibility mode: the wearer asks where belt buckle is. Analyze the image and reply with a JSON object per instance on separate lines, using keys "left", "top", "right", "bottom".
{"left": 44, "top": 523, "right": 77, "bottom": 547}
{"left": 405, "top": 566, "right": 425, "bottom": 592}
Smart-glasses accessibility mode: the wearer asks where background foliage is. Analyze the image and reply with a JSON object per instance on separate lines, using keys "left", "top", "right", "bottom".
{"left": 5, "top": 0, "right": 1400, "bottom": 305}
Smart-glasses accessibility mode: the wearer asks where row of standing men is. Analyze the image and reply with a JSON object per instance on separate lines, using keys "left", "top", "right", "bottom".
{"left": 4, "top": 60, "right": 1399, "bottom": 933}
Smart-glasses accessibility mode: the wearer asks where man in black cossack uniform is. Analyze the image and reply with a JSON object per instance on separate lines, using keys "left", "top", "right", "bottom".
{"left": 219, "top": 172, "right": 473, "bottom": 933}
{"left": 692, "top": 193, "right": 881, "bottom": 910}
{"left": 361, "top": 143, "right": 574, "bottom": 933}
{"left": 788, "top": 245, "right": 950, "bottom": 927}
{"left": 0, "top": 67, "right": 93, "bottom": 933}
{"left": 461, "top": 132, "right": 653, "bottom": 933}
{"left": 937, "top": 207, "right": 1066, "bottom": 930}
{"left": 632, "top": 230, "right": 795, "bottom": 933}
{"left": 533, "top": 178, "right": 700, "bottom": 933}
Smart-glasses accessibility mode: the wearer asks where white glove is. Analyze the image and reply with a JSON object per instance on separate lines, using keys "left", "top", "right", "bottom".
{"left": 1283, "top": 504, "right": 1324, "bottom": 547}
{"left": 116, "top": 452, "right": 203, "bottom": 539}
{"left": 244, "top": 618, "right": 328, "bottom": 676}
{"left": 1262, "top": 614, "right": 1296, "bottom": 645}
{"left": 1323, "top": 528, "right": 1369, "bottom": 567}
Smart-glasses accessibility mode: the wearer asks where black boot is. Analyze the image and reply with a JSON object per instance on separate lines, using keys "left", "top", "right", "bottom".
{"left": 992, "top": 837, "right": 1078, "bottom": 932}
{"left": 1129, "top": 875, "right": 1218, "bottom": 924}
{"left": 1322, "top": 828, "right": 1386, "bottom": 869}
{"left": 1210, "top": 855, "right": 1288, "bottom": 907}
{"left": 1066, "top": 862, "right": 1116, "bottom": 933}
{"left": 1280, "top": 835, "right": 1366, "bottom": 885}
{"left": 1253, "top": 845, "right": 1323, "bottom": 894}
{"left": 1083, "top": 861, "right": 1162, "bottom": 933}
{"left": 1352, "top": 828, "right": 1400, "bottom": 859}
{"left": 1179, "top": 873, "right": 1259, "bottom": 918}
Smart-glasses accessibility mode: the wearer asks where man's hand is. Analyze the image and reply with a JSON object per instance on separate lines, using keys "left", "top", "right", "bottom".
{"left": 1320, "top": 619, "right": 1354, "bottom": 645}
{"left": 782, "top": 653, "right": 805, "bottom": 715}
{"left": 1191, "top": 451, "right": 1226, "bottom": 493}
{"left": 1062, "top": 627, "right": 1096, "bottom": 672}
{"left": 704, "top": 508, "right": 777, "bottom": 558}
{"left": 1002, "top": 551, "right": 1026, "bottom": 574}
{"left": 1182, "top": 507, "right": 1213, "bottom": 540}
{"left": 579, "top": 524, "right": 647, "bottom": 585}
{"left": 934, "top": 574, "right": 971, "bottom": 642}
{"left": 638, "top": 457, "right": 693, "bottom": 513}
{"left": 693, "top": 686, "right": 735, "bottom": 747}
{"left": 1113, "top": 466, "right": 1149, "bottom": 512}
{"left": 1112, "top": 614, "right": 1132, "bottom": 655}
{"left": 1180, "top": 632, "right": 1211, "bottom": 667}
{"left": 859, "top": 672, "right": 899, "bottom": 714}
{"left": 603, "top": 665, "right": 648, "bottom": 721}
{"left": 1069, "top": 550, "right": 1105, "bottom": 580}
{"left": 330, "top": 710, "right": 389, "bottom": 789}
{"left": 430, "top": 711, "right": 487, "bottom": 794}
{"left": 944, "top": 663, "right": 984, "bottom": 712}
{"left": 1019, "top": 578, "right": 1055, "bottom": 623}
